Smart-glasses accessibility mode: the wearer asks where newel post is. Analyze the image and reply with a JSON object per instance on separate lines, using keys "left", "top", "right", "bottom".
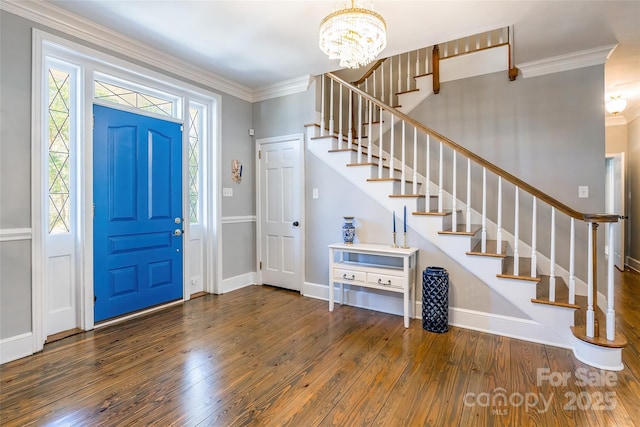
{"left": 583, "top": 214, "right": 619, "bottom": 339}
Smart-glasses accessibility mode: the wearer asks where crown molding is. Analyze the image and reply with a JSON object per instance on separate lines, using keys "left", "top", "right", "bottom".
{"left": 518, "top": 45, "right": 617, "bottom": 79}
{"left": 1, "top": 0, "right": 253, "bottom": 102}
{"left": 605, "top": 115, "right": 627, "bottom": 127}
{"left": 252, "top": 74, "right": 313, "bottom": 103}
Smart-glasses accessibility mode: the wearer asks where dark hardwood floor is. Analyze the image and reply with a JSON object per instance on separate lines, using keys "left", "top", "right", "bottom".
{"left": 1, "top": 269, "right": 639, "bottom": 426}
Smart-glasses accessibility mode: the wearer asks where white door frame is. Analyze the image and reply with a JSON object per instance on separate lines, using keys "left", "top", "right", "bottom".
{"left": 31, "top": 30, "right": 220, "bottom": 353}
{"left": 255, "top": 134, "right": 305, "bottom": 290}
{"left": 605, "top": 152, "right": 625, "bottom": 271}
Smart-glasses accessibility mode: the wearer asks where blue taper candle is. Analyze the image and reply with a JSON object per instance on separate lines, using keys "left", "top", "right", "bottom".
{"left": 404, "top": 206, "right": 407, "bottom": 232}
{"left": 393, "top": 211, "right": 396, "bottom": 233}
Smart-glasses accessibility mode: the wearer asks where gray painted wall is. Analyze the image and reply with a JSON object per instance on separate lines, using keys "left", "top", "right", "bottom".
{"left": 1, "top": 11, "right": 36, "bottom": 341}
{"left": 409, "top": 67, "right": 607, "bottom": 287}
{"left": 628, "top": 117, "right": 640, "bottom": 264}
{"left": 0, "top": 10, "right": 255, "bottom": 338}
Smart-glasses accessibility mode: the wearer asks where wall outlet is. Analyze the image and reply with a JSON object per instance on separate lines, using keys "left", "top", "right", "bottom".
{"left": 223, "top": 187, "right": 233, "bottom": 197}
{"left": 578, "top": 186, "right": 589, "bottom": 198}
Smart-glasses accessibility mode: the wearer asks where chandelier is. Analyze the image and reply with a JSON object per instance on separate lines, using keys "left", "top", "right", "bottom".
{"left": 319, "top": 0, "right": 387, "bottom": 69}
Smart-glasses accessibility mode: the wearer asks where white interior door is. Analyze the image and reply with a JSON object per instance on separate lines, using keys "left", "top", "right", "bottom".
{"left": 605, "top": 153, "right": 625, "bottom": 271}
{"left": 258, "top": 135, "right": 304, "bottom": 291}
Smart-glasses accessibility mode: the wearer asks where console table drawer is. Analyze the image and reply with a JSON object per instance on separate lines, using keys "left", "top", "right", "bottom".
{"left": 334, "top": 268, "right": 366, "bottom": 283}
{"left": 368, "top": 272, "right": 403, "bottom": 289}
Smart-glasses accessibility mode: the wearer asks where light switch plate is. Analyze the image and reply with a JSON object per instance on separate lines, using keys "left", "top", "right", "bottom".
{"left": 578, "top": 186, "right": 589, "bottom": 198}
{"left": 313, "top": 188, "right": 319, "bottom": 199}
{"left": 223, "top": 187, "right": 233, "bottom": 197}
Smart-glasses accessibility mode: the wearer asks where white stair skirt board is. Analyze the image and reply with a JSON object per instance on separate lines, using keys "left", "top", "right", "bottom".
{"left": 221, "top": 272, "right": 259, "bottom": 294}
{"left": 0, "top": 332, "right": 34, "bottom": 365}
{"left": 306, "top": 126, "right": 623, "bottom": 370}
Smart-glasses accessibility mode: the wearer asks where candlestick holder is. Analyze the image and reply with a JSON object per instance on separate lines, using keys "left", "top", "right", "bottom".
{"left": 402, "top": 232, "right": 408, "bottom": 248}
{"left": 391, "top": 232, "right": 398, "bottom": 248}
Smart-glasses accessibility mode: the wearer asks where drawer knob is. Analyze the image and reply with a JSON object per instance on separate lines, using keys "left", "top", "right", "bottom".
{"left": 342, "top": 273, "right": 355, "bottom": 280}
{"left": 378, "top": 278, "right": 392, "bottom": 286}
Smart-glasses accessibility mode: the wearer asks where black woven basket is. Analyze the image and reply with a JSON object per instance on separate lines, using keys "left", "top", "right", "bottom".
{"left": 422, "top": 266, "right": 449, "bottom": 333}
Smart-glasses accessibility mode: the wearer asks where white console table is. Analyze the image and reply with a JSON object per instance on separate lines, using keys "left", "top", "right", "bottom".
{"left": 329, "top": 243, "right": 419, "bottom": 328}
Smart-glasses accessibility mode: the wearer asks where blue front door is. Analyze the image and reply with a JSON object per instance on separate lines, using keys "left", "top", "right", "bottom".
{"left": 93, "top": 104, "right": 183, "bottom": 322}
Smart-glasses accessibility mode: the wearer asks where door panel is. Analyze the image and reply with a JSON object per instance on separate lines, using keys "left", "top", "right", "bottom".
{"left": 259, "top": 137, "right": 302, "bottom": 291}
{"left": 94, "top": 104, "right": 183, "bottom": 322}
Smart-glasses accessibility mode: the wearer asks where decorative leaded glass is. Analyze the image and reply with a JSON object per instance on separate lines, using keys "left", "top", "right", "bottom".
{"left": 94, "top": 80, "right": 173, "bottom": 116}
{"left": 188, "top": 106, "right": 201, "bottom": 224}
{"left": 48, "top": 68, "right": 71, "bottom": 234}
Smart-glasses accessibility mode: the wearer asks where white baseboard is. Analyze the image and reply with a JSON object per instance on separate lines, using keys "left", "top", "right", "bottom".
{"left": 1, "top": 332, "right": 34, "bottom": 364}
{"left": 220, "top": 272, "right": 257, "bottom": 294}
{"left": 303, "top": 282, "right": 567, "bottom": 347}
{"left": 626, "top": 256, "right": 640, "bottom": 273}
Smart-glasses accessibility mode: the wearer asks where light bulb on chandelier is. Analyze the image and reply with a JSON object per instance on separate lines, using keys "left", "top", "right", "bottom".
{"left": 319, "top": 0, "right": 387, "bottom": 69}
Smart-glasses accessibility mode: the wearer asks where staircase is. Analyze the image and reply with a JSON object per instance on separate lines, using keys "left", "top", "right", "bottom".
{"left": 306, "top": 33, "right": 626, "bottom": 370}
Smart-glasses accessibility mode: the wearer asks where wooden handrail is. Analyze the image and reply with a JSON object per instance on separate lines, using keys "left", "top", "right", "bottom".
{"left": 326, "top": 72, "right": 613, "bottom": 222}
{"left": 351, "top": 58, "right": 387, "bottom": 86}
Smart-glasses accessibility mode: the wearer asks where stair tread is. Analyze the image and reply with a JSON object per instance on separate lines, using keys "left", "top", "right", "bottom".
{"left": 396, "top": 88, "right": 420, "bottom": 96}
{"left": 367, "top": 177, "right": 422, "bottom": 185}
{"left": 497, "top": 256, "right": 540, "bottom": 282}
{"left": 415, "top": 72, "right": 433, "bottom": 79}
{"left": 532, "top": 276, "right": 579, "bottom": 308}
{"left": 466, "top": 240, "right": 508, "bottom": 258}
{"left": 571, "top": 325, "right": 628, "bottom": 348}
{"left": 346, "top": 162, "right": 378, "bottom": 167}
{"left": 438, "top": 224, "right": 482, "bottom": 236}
{"left": 389, "top": 194, "right": 425, "bottom": 199}
{"left": 413, "top": 210, "right": 453, "bottom": 217}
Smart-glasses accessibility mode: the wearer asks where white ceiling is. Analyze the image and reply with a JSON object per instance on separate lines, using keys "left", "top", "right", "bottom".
{"left": 48, "top": 0, "right": 640, "bottom": 114}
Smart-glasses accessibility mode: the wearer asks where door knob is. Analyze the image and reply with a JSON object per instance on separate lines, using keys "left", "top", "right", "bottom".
{"left": 173, "top": 229, "right": 183, "bottom": 236}
{"left": 292, "top": 221, "right": 300, "bottom": 227}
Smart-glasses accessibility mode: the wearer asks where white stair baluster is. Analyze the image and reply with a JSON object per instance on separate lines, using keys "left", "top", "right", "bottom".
{"left": 397, "top": 53, "right": 402, "bottom": 93}
{"left": 530, "top": 197, "right": 537, "bottom": 278}
{"left": 569, "top": 218, "right": 576, "bottom": 304}
{"left": 373, "top": 69, "right": 377, "bottom": 100}
{"left": 338, "top": 84, "right": 343, "bottom": 148}
{"left": 415, "top": 50, "right": 420, "bottom": 78}
{"left": 425, "top": 47, "right": 430, "bottom": 74}
{"left": 438, "top": 141, "right": 443, "bottom": 212}
{"left": 513, "top": 187, "right": 520, "bottom": 275}
{"left": 452, "top": 150, "right": 457, "bottom": 232}
{"left": 357, "top": 95, "right": 363, "bottom": 159}
{"left": 466, "top": 158, "right": 471, "bottom": 232}
{"left": 329, "top": 78, "right": 334, "bottom": 136}
{"left": 481, "top": 167, "right": 487, "bottom": 253}
{"left": 425, "top": 135, "right": 430, "bottom": 208}
{"left": 348, "top": 88, "right": 353, "bottom": 148}
{"left": 412, "top": 127, "right": 418, "bottom": 195}
{"left": 549, "top": 207, "right": 556, "bottom": 301}
{"left": 367, "top": 100, "right": 372, "bottom": 163}
{"left": 586, "top": 224, "right": 595, "bottom": 337}
{"left": 401, "top": 120, "right": 406, "bottom": 195}
{"left": 381, "top": 64, "right": 385, "bottom": 103}
{"left": 378, "top": 108, "right": 383, "bottom": 178}
{"left": 320, "top": 75, "right": 326, "bottom": 136}
{"left": 606, "top": 222, "right": 616, "bottom": 340}
{"left": 389, "top": 56, "right": 393, "bottom": 106}
{"left": 496, "top": 177, "right": 502, "bottom": 254}
{"left": 389, "top": 113, "right": 395, "bottom": 179}
{"left": 406, "top": 52, "right": 410, "bottom": 90}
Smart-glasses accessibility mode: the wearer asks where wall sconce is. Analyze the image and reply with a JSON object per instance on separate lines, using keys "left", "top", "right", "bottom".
{"left": 605, "top": 94, "right": 627, "bottom": 115}
{"left": 232, "top": 159, "right": 242, "bottom": 183}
